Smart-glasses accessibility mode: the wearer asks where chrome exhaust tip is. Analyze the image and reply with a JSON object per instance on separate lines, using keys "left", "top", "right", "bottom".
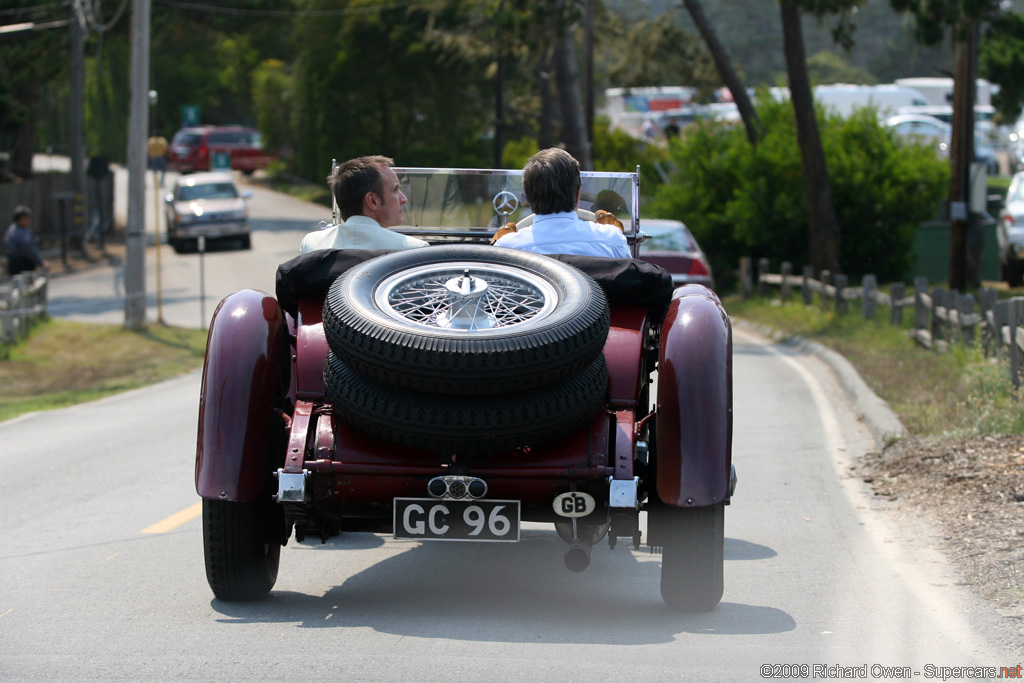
{"left": 564, "top": 543, "right": 591, "bottom": 573}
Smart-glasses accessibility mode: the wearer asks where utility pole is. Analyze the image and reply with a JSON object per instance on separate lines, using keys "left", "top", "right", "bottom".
{"left": 948, "top": 18, "right": 978, "bottom": 292}
{"left": 584, "top": 0, "right": 594, "bottom": 148}
{"left": 125, "top": 0, "right": 150, "bottom": 330}
{"left": 70, "top": 0, "right": 86, "bottom": 253}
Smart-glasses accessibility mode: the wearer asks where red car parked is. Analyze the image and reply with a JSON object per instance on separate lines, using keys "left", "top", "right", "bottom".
{"left": 167, "top": 125, "right": 273, "bottom": 175}
{"left": 638, "top": 219, "right": 715, "bottom": 290}
{"left": 195, "top": 166, "right": 735, "bottom": 611}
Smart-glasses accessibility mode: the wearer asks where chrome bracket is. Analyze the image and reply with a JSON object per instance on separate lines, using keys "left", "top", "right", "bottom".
{"left": 274, "top": 469, "right": 309, "bottom": 503}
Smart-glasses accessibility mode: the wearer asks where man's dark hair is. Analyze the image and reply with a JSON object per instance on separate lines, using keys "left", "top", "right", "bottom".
{"left": 522, "top": 148, "right": 581, "bottom": 215}
{"left": 327, "top": 155, "right": 394, "bottom": 221}
{"left": 12, "top": 205, "right": 31, "bottom": 221}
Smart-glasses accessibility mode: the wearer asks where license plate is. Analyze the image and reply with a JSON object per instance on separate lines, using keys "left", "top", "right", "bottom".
{"left": 393, "top": 498, "right": 520, "bottom": 542}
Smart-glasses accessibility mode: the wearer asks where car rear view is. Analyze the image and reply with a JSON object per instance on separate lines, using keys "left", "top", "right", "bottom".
{"left": 167, "top": 125, "right": 273, "bottom": 175}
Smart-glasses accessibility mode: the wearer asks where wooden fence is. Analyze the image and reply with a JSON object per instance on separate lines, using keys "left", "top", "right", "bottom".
{"left": 742, "top": 257, "right": 1024, "bottom": 389}
{"left": 0, "top": 273, "right": 48, "bottom": 344}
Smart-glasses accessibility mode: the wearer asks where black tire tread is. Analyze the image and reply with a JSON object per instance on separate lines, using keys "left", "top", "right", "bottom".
{"left": 656, "top": 502, "right": 725, "bottom": 612}
{"left": 324, "top": 351, "right": 608, "bottom": 453}
{"left": 203, "top": 498, "right": 280, "bottom": 601}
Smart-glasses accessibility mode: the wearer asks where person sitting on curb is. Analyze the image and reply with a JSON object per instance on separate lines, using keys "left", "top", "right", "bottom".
{"left": 300, "top": 155, "right": 428, "bottom": 253}
{"left": 4, "top": 206, "right": 50, "bottom": 277}
{"left": 491, "top": 148, "right": 630, "bottom": 259}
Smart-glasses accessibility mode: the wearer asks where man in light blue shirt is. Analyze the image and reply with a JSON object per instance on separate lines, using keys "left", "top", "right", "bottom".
{"left": 494, "top": 148, "right": 630, "bottom": 259}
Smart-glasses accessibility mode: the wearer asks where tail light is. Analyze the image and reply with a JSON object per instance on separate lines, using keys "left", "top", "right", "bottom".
{"left": 688, "top": 258, "right": 710, "bottom": 276}
{"left": 198, "top": 144, "right": 208, "bottom": 160}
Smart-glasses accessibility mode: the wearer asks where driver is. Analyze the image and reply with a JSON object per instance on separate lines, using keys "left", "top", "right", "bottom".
{"left": 300, "top": 155, "right": 428, "bottom": 252}
{"left": 492, "top": 148, "right": 630, "bottom": 258}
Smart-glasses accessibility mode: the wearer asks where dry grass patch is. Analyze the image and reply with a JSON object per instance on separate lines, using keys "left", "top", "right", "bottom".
{"left": 0, "top": 319, "right": 208, "bottom": 422}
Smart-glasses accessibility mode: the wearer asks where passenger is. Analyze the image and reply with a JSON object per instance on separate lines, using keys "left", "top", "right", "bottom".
{"left": 493, "top": 148, "right": 630, "bottom": 259}
{"left": 300, "top": 155, "right": 428, "bottom": 252}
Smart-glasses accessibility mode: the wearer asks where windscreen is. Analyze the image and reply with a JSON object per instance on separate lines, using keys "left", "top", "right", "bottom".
{"left": 386, "top": 168, "right": 639, "bottom": 238}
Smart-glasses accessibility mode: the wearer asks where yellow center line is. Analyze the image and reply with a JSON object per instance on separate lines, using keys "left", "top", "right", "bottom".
{"left": 141, "top": 501, "right": 203, "bottom": 534}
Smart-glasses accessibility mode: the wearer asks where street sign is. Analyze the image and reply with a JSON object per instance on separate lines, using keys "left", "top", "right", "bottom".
{"left": 181, "top": 105, "right": 200, "bottom": 126}
{"left": 211, "top": 151, "right": 231, "bottom": 171}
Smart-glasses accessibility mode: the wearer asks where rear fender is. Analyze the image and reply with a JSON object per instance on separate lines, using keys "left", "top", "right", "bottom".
{"left": 655, "top": 285, "right": 733, "bottom": 507}
{"left": 195, "top": 289, "right": 288, "bottom": 502}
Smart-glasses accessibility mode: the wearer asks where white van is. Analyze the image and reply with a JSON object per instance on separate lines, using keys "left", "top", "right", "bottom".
{"left": 813, "top": 84, "right": 931, "bottom": 119}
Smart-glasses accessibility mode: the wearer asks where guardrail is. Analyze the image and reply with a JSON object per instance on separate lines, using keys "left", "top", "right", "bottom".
{"left": 0, "top": 273, "right": 48, "bottom": 344}
{"left": 742, "top": 257, "right": 1024, "bottom": 390}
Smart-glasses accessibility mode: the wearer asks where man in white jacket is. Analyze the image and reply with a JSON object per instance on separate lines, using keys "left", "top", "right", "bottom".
{"left": 301, "top": 155, "right": 428, "bottom": 252}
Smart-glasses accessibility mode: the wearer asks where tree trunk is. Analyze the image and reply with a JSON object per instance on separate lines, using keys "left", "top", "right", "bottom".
{"left": 11, "top": 96, "right": 38, "bottom": 180}
{"left": 682, "top": 0, "right": 763, "bottom": 146}
{"left": 553, "top": 32, "right": 593, "bottom": 170}
{"left": 780, "top": 2, "right": 840, "bottom": 275}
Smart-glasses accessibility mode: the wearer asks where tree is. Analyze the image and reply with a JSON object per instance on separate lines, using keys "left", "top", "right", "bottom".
{"left": 607, "top": 13, "right": 718, "bottom": 97}
{"left": 778, "top": 0, "right": 866, "bottom": 275}
{"left": 0, "top": 2, "right": 67, "bottom": 179}
{"left": 680, "top": 0, "right": 764, "bottom": 146}
{"left": 980, "top": 10, "right": 1024, "bottom": 123}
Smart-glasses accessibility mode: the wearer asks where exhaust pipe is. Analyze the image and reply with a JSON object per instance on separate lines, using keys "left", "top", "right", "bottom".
{"left": 564, "top": 542, "right": 591, "bottom": 573}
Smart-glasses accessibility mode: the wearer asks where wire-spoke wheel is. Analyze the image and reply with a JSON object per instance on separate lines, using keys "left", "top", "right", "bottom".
{"left": 323, "top": 246, "right": 610, "bottom": 395}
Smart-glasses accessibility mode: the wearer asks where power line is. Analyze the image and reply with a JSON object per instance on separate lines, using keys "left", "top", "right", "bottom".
{"left": 154, "top": 0, "right": 414, "bottom": 17}
{"left": 0, "top": 2, "right": 71, "bottom": 18}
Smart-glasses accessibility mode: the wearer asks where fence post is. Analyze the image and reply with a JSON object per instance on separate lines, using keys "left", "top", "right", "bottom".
{"left": 780, "top": 262, "right": 792, "bottom": 302}
{"left": 820, "top": 270, "right": 832, "bottom": 312}
{"left": 802, "top": 265, "right": 814, "bottom": 305}
{"left": 758, "top": 258, "right": 770, "bottom": 298}
{"left": 740, "top": 257, "right": 752, "bottom": 299}
{"left": 932, "top": 287, "right": 947, "bottom": 344}
{"left": 890, "top": 283, "right": 905, "bottom": 327}
{"left": 980, "top": 288, "right": 998, "bottom": 354}
{"left": 1010, "top": 298, "right": 1022, "bottom": 391}
{"left": 914, "top": 277, "right": 929, "bottom": 339}
{"left": 959, "top": 294, "right": 975, "bottom": 345}
{"left": 834, "top": 274, "right": 848, "bottom": 314}
{"left": 862, "top": 274, "right": 877, "bottom": 320}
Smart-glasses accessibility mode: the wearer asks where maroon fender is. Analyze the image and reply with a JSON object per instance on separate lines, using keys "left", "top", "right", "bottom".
{"left": 656, "top": 285, "right": 733, "bottom": 507}
{"left": 195, "top": 289, "right": 288, "bottom": 502}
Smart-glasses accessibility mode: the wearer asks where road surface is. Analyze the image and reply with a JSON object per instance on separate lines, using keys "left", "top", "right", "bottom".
{"left": 1, "top": 322, "right": 1019, "bottom": 681}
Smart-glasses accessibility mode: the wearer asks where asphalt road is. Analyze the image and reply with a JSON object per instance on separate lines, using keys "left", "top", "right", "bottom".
{"left": 3, "top": 173, "right": 1020, "bottom": 679}
{"left": 1, "top": 322, "right": 1019, "bottom": 681}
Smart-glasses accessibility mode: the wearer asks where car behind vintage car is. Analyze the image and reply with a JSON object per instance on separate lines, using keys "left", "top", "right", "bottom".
{"left": 195, "top": 165, "right": 734, "bottom": 611}
{"left": 164, "top": 171, "right": 252, "bottom": 253}
{"left": 637, "top": 218, "right": 715, "bottom": 290}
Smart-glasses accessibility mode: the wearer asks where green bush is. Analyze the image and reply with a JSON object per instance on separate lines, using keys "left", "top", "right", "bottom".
{"left": 648, "top": 95, "right": 949, "bottom": 289}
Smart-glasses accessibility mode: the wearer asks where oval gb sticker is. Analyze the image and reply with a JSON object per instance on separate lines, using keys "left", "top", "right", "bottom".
{"left": 552, "top": 491, "right": 596, "bottom": 518}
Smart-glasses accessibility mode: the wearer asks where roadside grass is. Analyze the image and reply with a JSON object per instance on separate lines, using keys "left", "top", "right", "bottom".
{"left": 724, "top": 295, "right": 1024, "bottom": 437}
{"left": 0, "top": 318, "right": 208, "bottom": 423}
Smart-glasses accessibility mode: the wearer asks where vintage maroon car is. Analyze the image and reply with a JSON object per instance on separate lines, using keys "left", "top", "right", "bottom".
{"left": 195, "top": 167, "right": 734, "bottom": 611}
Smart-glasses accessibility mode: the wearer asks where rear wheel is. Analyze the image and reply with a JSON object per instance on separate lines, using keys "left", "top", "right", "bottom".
{"left": 653, "top": 502, "right": 724, "bottom": 612}
{"left": 202, "top": 497, "right": 281, "bottom": 601}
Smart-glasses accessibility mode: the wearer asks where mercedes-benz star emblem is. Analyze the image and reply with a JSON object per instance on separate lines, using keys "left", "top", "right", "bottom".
{"left": 492, "top": 190, "right": 519, "bottom": 216}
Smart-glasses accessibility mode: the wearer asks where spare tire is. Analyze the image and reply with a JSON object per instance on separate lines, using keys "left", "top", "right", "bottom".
{"left": 322, "top": 246, "right": 609, "bottom": 395}
{"left": 324, "top": 350, "right": 608, "bottom": 453}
